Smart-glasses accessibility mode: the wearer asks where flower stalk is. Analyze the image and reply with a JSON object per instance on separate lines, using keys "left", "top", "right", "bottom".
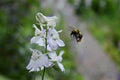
{"left": 26, "top": 12, "right": 65, "bottom": 80}
{"left": 42, "top": 67, "right": 46, "bottom": 80}
{"left": 42, "top": 23, "right": 47, "bottom": 80}
{"left": 45, "top": 23, "right": 48, "bottom": 52}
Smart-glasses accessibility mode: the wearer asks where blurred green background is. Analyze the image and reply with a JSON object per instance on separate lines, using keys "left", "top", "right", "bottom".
{"left": 0, "top": 0, "right": 120, "bottom": 80}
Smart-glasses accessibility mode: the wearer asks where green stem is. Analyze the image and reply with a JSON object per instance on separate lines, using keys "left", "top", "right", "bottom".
{"left": 41, "top": 23, "right": 48, "bottom": 80}
{"left": 42, "top": 67, "right": 46, "bottom": 80}
{"left": 45, "top": 29, "right": 48, "bottom": 52}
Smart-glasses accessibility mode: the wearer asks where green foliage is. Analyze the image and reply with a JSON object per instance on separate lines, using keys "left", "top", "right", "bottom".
{"left": 76, "top": 0, "right": 86, "bottom": 15}
{"left": 76, "top": 0, "right": 119, "bottom": 16}
{"left": 67, "top": 0, "right": 74, "bottom": 4}
{"left": 0, "top": 75, "right": 11, "bottom": 80}
{"left": 0, "top": 0, "right": 40, "bottom": 80}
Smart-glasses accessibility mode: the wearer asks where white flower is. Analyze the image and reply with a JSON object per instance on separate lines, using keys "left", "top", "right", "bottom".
{"left": 30, "top": 24, "right": 45, "bottom": 46}
{"left": 36, "top": 12, "right": 58, "bottom": 27}
{"left": 48, "top": 51, "right": 65, "bottom": 72}
{"left": 47, "top": 28, "right": 65, "bottom": 51}
{"left": 33, "top": 24, "right": 41, "bottom": 36}
{"left": 26, "top": 49, "right": 52, "bottom": 72}
{"left": 31, "top": 36, "right": 45, "bottom": 46}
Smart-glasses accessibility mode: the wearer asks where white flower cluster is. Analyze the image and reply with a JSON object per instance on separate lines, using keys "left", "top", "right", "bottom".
{"left": 26, "top": 13, "right": 65, "bottom": 72}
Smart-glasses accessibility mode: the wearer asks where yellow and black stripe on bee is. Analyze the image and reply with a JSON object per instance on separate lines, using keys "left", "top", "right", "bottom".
{"left": 70, "top": 29, "right": 83, "bottom": 42}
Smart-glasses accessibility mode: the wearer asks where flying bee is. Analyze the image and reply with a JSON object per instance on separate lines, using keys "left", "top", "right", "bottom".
{"left": 70, "top": 28, "right": 83, "bottom": 42}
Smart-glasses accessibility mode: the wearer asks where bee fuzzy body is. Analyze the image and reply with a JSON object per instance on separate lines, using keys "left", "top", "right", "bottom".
{"left": 71, "top": 29, "right": 83, "bottom": 42}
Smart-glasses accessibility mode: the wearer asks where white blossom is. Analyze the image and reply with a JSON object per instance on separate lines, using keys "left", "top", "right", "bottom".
{"left": 47, "top": 28, "right": 65, "bottom": 51}
{"left": 48, "top": 51, "right": 65, "bottom": 72}
{"left": 30, "top": 24, "right": 45, "bottom": 46}
{"left": 36, "top": 12, "right": 58, "bottom": 27}
{"left": 26, "top": 12, "right": 65, "bottom": 73}
{"left": 26, "top": 49, "right": 52, "bottom": 72}
{"left": 33, "top": 24, "right": 41, "bottom": 36}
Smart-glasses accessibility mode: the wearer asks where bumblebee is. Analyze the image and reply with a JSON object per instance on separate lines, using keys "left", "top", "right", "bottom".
{"left": 70, "top": 29, "right": 83, "bottom": 42}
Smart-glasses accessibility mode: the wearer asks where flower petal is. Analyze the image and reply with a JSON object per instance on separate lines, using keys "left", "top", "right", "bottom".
{"left": 46, "top": 16, "right": 58, "bottom": 22}
{"left": 40, "top": 54, "right": 52, "bottom": 67}
{"left": 33, "top": 24, "right": 41, "bottom": 36}
{"left": 36, "top": 13, "right": 47, "bottom": 23}
{"left": 48, "top": 38, "right": 58, "bottom": 50}
{"left": 59, "top": 51, "right": 64, "bottom": 57}
{"left": 58, "top": 30, "right": 62, "bottom": 33}
{"left": 48, "top": 51, "right": 57, "bottom": 60}
{"left": 30, "top": 36, "right": 39, "bottom": 44}
{"left": 47, "top": 21, "right": 56, "bottom": 27}
{"left": 26, "top": 59, "right": 41, "bottom": 72}
{"left": 47, "top": 45, "right": 52, "bottom": 51}
{"left": 56, "top": 39, "right": 65, "bottom": 46}
{"left": 57, "top": 62, "right": 65, "bottom": 72}
{"left": 30, "top": 37, "right": 45, "bottom": 46}
{"left": 37, "top": 38, "right": 45, "bottom": 46}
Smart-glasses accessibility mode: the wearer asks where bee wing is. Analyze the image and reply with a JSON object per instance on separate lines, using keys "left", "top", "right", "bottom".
{"left": 71, "top": 36, "right": 78, "bottom": 45}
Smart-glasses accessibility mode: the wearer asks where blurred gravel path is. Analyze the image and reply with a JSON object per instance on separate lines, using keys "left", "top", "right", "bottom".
{"left": 41, "top": 0, "right": 118, "bottom": 80}
{"left": 61, "top": 3, "right": 118, "bottom": 80}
